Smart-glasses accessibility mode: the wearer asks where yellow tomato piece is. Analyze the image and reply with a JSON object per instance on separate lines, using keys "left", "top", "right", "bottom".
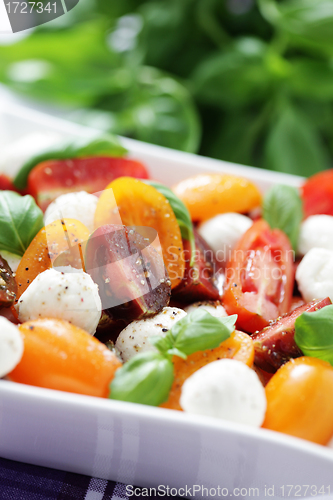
{"left": 161, "top": 330, "right": 254, "bottom": 410}
{"left": 173, "top": 173, "right": 262, "bottom": 222}
{"left": 16, "top": 219, "right": 90, "bottom": 298}
{"left": 94, "top": 177, "right": 184, "bottom": 288}
{"left": 263, "top": 357, "right": 333, "bottom": 445}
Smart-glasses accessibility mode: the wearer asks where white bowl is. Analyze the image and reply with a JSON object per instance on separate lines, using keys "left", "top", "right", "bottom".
{"left": 0, "top": 101, "right": 332, "bottom": 499}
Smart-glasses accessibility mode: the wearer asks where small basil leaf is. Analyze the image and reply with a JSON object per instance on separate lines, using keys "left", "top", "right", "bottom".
{"left": 149, "top": 334, "right": 174, "bottom": 355}
{"left": 263, "top": 184, "right": 303, "bottom": 252}
{"left": 109, "top": 351, "right": 174, "bottom": 406}
{"left": 145, "top": 180, "right": 196, "bottom": 264}
{"left": 164, "top": 309, "right": 237, "bottom": 357}
{"left": 0, "top": 191, "right": 44, "bottom": 257}
{"left": 295, "top": 304, "right": 333, "bottom": 366}
{"left": 14, "top": 135, "right": 127, "bottom": 189}
{"left": 167, "top": 348, "right": 187, "bottom": 360}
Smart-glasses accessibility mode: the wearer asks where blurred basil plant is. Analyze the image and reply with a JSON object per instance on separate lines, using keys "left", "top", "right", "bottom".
{"left": 0, "top": 0, "right": 333, "bottom": 176}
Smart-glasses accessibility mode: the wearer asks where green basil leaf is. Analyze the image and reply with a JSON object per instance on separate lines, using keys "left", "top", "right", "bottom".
{"left": 14, "top": 135, "right": 127, "bottom": 190}
{"left": 149, "top": 334, "right": 174, "bottom": 355}
{"left": 152, "top": 309, "right": 237, "bottom": 358}
{"left": 295, "top": 305, "right": 333, "bottom": 366}
{"left": 109, "top": 351, "right": 174, "bottom": 406}
{"left": 145, "top": 180, "right": 196, "bottom": 264}
{"left": 169, "top": 309, "right": 237, "bottom": 356}
{"left": 263, "top": 184, "right": 303, "bottom": 251}
{"left": 0, "top": 191, "right": 44, "bottom": 257}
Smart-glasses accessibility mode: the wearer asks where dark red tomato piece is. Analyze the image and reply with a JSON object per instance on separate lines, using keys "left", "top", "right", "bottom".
{"left": 223, "top": 219, "right": 294, "bottom": 334}
{"left": 27, "top": 157, "right": 150, "bottom": 211}
{"left": 253, "top": 297, "right": 332, "bottom": 373}
{"left": 85, "top": 224, "right": 171, "bottom": 323}
{"left": 172, "top": 230, "right": 222, "bottom": 303}
{"left": 301, "top": 169, "right": 333, "bottom": 218}
{"left": 0, "top": 254, "right": 17, "bottom": 307}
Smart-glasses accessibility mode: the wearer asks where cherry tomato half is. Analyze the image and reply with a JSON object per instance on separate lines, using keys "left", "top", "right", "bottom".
{"left": 173, "top": 173, "right": 261, "bottom": 222}
{"left": 301, "top": 169, "right": 333, "bottom": 218}
{"left": 263, "top": 357, "right": 333, "bottom": 445}
{"left": 223, "top": 219, "right": 294, "bottom": 333}
{"left": 8, "top": 318, "right": 122, "bottom": 398}
{"left": 28, "top": 157, "right": 149, "bottom": 211}
{"left": 15, "top": 219, "right": 89, "bottom": 299}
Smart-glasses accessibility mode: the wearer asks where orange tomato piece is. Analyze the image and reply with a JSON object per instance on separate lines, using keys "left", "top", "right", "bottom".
{"left": 173, "top": 173, "right": 262, "bottom": 222}
{"left": 15, "top": 219, "right": 90, "bottom": 299}
{"left": 262, "top": 357, "right": 333, "bottom": 445}
{"left": 161, "top": 330, "right": 254, "bottom": 410}
{"left": 8, "top": 318, "right": 122, "bottom": 398}
{"left": 94, "top": 177, "right": 184, "bottom": 288}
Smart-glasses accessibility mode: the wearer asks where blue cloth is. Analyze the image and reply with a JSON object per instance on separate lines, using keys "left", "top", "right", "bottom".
{"left": 0, "top": 457, "right": 164, "bottom": 500}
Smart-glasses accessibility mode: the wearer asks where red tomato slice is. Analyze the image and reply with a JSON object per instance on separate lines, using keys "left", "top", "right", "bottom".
{"left": 27, "top": 157, "right": 150, "bottom": 211}
{"left": 223, "top": 219, "right": 294, "bottom": 333}
{"left": 301, "top": 169, "right": 333, "bottom": 218}
{"left": 253, "top": 297, "right": 332, "bottom": 372}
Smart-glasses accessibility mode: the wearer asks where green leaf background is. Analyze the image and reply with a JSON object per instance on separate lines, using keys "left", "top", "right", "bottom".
{"left": 1, "top": 0, "right": 333, "bottom": 175}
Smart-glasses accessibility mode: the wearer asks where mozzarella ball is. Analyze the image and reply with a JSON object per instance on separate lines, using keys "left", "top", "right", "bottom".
{"left": 44, "top": 191, "right": 98, "bottom": 233}
{"left": 298, "top": 215, "right": 333, "bottom": 256}
{"left": 184, "top": 300, "right": 227, "bottom": 318}
{"left": 296, "top": 247, "right": 333, "bottom": 303}
{"left": 16, "top": 268, "right": 102, "bottom": 334}
{"left": 0, "top": 317, "right": 24, "bottom": 378}
{"left": 0, "top": 251, "right": 21, "bottom": 272}
{"left": 198, "top": 213, "right": 252, "bottom": 262}
{"left": 116, "top": 307, "right": 186, "bottom": 361}
{"left": 180, "top": 359, "right": 266, "bottom": 427}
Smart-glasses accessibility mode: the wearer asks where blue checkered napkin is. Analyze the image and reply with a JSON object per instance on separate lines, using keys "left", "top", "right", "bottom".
{"left": 0, "top": 457, "right": 160, "bottom": 500}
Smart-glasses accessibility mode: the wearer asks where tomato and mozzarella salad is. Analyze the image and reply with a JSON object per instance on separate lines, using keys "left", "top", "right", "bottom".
{"left": 1, "top": 133, "right": 333, "bottom": 448}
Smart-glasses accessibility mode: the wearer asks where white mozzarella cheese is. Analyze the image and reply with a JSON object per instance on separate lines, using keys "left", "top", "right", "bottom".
{"left": 116, "top": 307, "right": 187, "bottom": 361}
{"left": 0, "top": 317, "right": 24, "bottom": 378}
{"left": 298, "top": 215, "right": 333, "bottom": 256}
{"left": 44, "top": 191, "right": 98, "bottom": 233}
{"left": 180, "top": 358, "right": 266, "bottom": 427}
{"left": 16, "top": 268, "right": 102, "bottom": 334}
{"left": 184, "top": 300, "right": 227, "bottom": 318}
{"left": 198, "top": 213, "right": 252, "bottom": 262}
{"left": 296, "top": 247, "right": 333, "bottom": 303}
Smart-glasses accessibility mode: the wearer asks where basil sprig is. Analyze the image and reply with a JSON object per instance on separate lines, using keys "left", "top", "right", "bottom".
{"left": 14, "top": 135, "right": 127, "bottom": 189}
{"left": 295, "top": 305, "right": 333, "bottom": 366}
{"left": 145, "top": 180, "right": 196, "bottom": 265}
{"left": 150, "top": 309, "right": 237, "bottom": 357}
{"left": 0, "top": 191, "right": 44, "bottom": 257}
{"left": 109, "top": 309, "right": 237, "bottom": 406}
{"left": 263, "top": 184, "right": 303, "bottom": 252}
